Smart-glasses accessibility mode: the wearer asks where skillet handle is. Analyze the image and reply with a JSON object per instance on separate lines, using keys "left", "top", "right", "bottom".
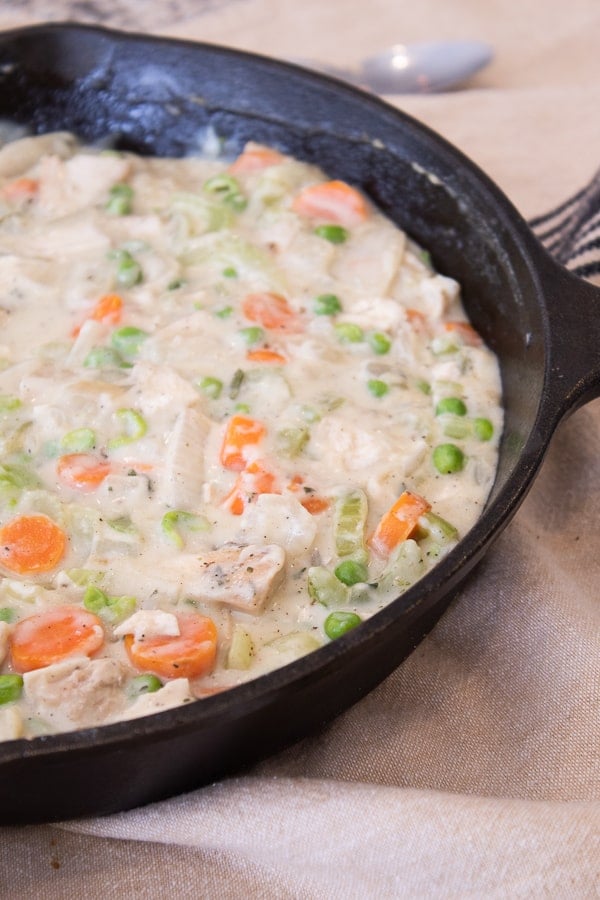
{"left": 537, "top": 251, "right": 600, "bottom": 420}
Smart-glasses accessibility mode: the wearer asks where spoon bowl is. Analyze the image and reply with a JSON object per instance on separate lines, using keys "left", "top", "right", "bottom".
{"left": 296, "top": 39, "right": 493, "bottom": 94}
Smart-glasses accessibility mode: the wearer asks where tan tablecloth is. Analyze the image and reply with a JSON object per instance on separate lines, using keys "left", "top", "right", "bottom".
{"left": 0, "top": 1, "right": 599, "bottom": 896}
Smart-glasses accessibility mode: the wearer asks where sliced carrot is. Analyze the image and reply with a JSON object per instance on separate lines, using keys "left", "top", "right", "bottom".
{"left": 369, "top": 490, "right": 431, "bottom": 557}
{"left": 220, "top": 415, "right": 266, "bottom": 471}
{"left": 246, "top": 348, "right": 287, "bottom": 364}
{"left": 57, "top": 453, "right": 112, "bottom": 491}
{"left": 124, "top": 612, "right": 218, "bottom": 680}
{"left": 1, "top": 177, "right": 39, "bottom": 202}
{"left": 10, "top": 606, "right": 104, "bottom": 673}
{"left": 223, "top": 460, "right": 280, "bottom": 515}
{"left": 229, "top": 144, "right": 284, "bottom": 174}
{"left": 443, "top": 321, "right": 483, "bottom": 347}
{"left": 301, "top": 495, "right": 330, "bottom": 515}
{"left": 0, "top": 514, "right": 66, "bottom": 575}
{"left": 292, "top": 180, "right": 368, "bottom": 227}
{"left": 241, "top": 292, "right": 301, "bottom": 333}
{"left": 71, "top": 293, "right": 124, "bottom": 338}
{"left": 406, "top": 308, "right": 428, "bottom": 332}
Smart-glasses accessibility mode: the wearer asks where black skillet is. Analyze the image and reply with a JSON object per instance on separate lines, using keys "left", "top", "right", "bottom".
{"left": 0, "top": 24, "right": 599, "bottom": 825}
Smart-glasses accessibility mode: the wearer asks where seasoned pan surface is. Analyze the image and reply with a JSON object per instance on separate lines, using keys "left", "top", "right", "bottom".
{"left": 0, "top": 23, "right": 599, "bottom": 824}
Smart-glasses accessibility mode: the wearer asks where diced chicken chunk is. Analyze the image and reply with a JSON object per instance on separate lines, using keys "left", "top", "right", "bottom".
{"left": 116, "top": 678, "right": 194, "bottom": 722}
{"left": 114, "top": 610, "right": 180, "bottom": 641}
{"left": 36, "top": 153, "right": 131, "bottom": 217}
{"left": 189, "top": 544, "right": 285, "bottom": 612}
{"left": 23, "top": 657, "right": 129, "bottom": 732}
{"left": 158, "top": 406, "right": 211, "bottom": 508}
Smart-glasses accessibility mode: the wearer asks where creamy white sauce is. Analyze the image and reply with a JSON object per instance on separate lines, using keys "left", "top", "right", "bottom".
{"left": 0, "top": 134, "right": 502, "bottom": 739}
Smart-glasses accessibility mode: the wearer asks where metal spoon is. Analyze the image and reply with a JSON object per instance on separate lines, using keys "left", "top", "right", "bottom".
{"left": 296, "top": 40, "right": 493, "bottom": 94}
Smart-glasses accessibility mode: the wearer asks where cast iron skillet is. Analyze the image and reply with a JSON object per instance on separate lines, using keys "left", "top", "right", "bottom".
{"left": 0, "top": 23, "right": 599, "bottom": 825}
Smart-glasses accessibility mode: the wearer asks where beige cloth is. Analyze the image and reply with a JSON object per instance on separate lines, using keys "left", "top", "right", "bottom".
{"left": 0, "top": 0, "right": 599, "bottom": 896}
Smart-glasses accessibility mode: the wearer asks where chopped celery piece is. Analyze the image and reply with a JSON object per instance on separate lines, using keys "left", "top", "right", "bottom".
{"left": 378, "top": 539, "right": 425, "bottom": 594}
{"left": 0, "top": 674, "right": 23, "bottom": 705}
{"left": 268, "top": 631, "right": 321, "bottom": 656}
{"left": 226, "top": 625, "right": 255, "bottom": 670}
{"left": 276, "top": 426, "right": 309, "bottom": 458}
{"left": 0, "top": 395, "right": 21, "bottom": 413}
{"left": 418, "top": 511, "right": 459, "bottom": 543}
{"left": 107, "top": 516, "right": 137, "bottom": 534}
{"left": 0, "top": 462, "right": 41, "bottom": 494}
{"left": 161, "top": 510, "right": 210, "bottom": 549}
{"left": 83, "top": 585, "right": 136, "bottom": 625}
{"left": 333, "top": 489, "right": 368, "bottom": 560}
{"left": 204, "top": 173, "right": 247, "bottom": 211}
{"left": 324, "top": 611, "right": 362, "bottom": 640}
{"left": 65, "top": 568, "right": 104, "bottom": 587}
{"left": 61, "top": 427, "right": 96, "bottom": 452}
{"left": 215, "top": 305, "right": 233, "bottom": 319}
{"left": 84, "top": 346, "right": 130, "bottom": 369}
{"left": 127, "top": 674, "right": 162, "bottom": 698}
{"left": 0, "top": 607, "right": 16, "bottom": 623}
{"left": 222, "top": 266, "right": 238, "bottom": 278}
{"left": 442, "top": 417, "right": 471, "bottom": 439}
{"left": 108, "top": 408, "right": 147, "bottom": 449}
{"left": 307, "top": 566, "right": 348, "bottom": 606}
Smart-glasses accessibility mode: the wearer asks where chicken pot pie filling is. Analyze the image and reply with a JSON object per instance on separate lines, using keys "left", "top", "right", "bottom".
{"left": 0, "top": 133, "right": 502, "bottom": 739}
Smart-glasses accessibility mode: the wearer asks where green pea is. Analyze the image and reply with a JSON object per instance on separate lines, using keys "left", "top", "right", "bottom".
{"left": 368, "top": 332, "right": 391, "bottom": 355}
{"left": 334, "top": 560, "right": 369, "bottom": 586}
{"left": 324, "top": 610, "right": 362, "bottom": 640}
{"left": 127, "top": 674, "right": 162, "bottom": 698}
{"left": 84, "top": 346, "right": 130, "bottom": 369}
{"left": 435, "top": 397, "right": 467, "bottom": 416}
{"left": 115, "top": 251, "right": 143, "bottom": 288}
{"left": 215, "top": 305, "right": 234, "bottom": 319}
{"left": 106, "top": 182, "right": 134, "bottom": 215}
{"left": 111, "top": 326, "right": 149, "bottom": 358}
{"left": 239, "top": 326, "right": 265, "bottom": 346}
{"left": 473, "top": 418, "right": 494, "bottom": 441}
{"left": 314, "top": 224, "right": 348, "bottom": 244}
{"left": 367, "top": 379, "right": 389, "bottom": 398}
{"left": 198, "top": 376, "right": 223, "bottom": 399}
{"left": 334, "top": 322, "right": 364, "bottom": 343}
{"left": 0, "top": 395, "right": 21, "bottom": 413}
{"left": 222, "top": 267, "right": 238, "bottom": 278}
{"left": 314, "top": 293, "right": 342, "bottom": 316}
{"left": 0, "top": 607, "right": 16, "bottom": 623}
{"left": 0, "top": 674, "right": 23, "bottom": 705}
{"left": 433, "top": 443, "right": 465, "bottom": 474}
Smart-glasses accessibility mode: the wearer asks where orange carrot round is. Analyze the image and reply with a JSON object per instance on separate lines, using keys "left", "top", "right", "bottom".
{"left": 241, "top": 292, "right": 301, "bottom": 333}
{"left": 229, "top": 145, "right": 284, "bottom": 174}
{"left": 0, "top": 514, "right": 66, "bottom": 575}
{"left": 10, "top": 606, "right": 104, "bottom": 672}
{"left": 57, "top": 453, "right": 112, "bottom": 491}
{"left": 124, "top": 612, "right": 218, "bottom": 680}
{"left": 292, "top": 180, "right": 368, "bottom": 227}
